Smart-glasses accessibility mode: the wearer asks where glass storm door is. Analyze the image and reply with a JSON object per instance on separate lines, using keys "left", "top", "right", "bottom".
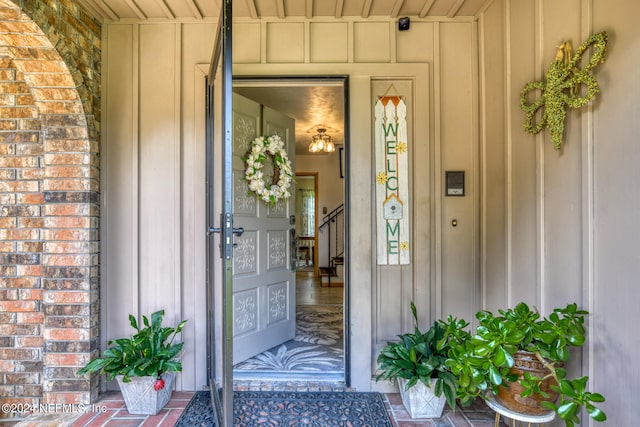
{"left": 206, "top": 0, "right": 233, "bottom": 425}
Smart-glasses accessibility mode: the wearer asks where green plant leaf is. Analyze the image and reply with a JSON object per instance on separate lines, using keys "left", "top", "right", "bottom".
{"left": 488, "top": 366, "right": 502, "bottom": 386}
{"left": 557, "top": 401, "right": 578, "bottom": 419}
{"left": 587, "top": 406, "right": 607, "bottom": 421}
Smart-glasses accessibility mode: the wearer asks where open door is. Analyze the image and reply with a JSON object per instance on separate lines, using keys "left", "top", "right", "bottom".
{"left": 231, "top": 93, "right": 297, "bottom": 364}
{"left": 206, "top": 0, "right": 232, "bottom": 426}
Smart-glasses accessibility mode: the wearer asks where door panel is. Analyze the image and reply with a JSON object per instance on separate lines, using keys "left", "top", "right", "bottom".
{"left": 231, "top": 93, "right": 296, "bottom": 364}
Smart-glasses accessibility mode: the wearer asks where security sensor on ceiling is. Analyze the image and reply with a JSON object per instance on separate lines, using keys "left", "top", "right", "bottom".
{"left": 398, "top": 17, "right": 410, "bottom": 31}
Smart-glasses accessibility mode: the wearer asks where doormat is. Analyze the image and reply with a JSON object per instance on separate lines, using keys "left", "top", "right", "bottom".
{"left": 234, "top": 304, "right": 343, "bottom": 377}
{"left": 175, "top": 390, "right": 393, "bottom": 427}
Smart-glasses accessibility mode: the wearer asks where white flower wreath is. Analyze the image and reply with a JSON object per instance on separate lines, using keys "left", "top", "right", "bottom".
{"left": 244, "top": 135, "right": 294, "bottom": 205}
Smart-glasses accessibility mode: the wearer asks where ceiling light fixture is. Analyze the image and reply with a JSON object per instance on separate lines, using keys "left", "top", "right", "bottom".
{"left": 308, "top": 128, "right": 336, "bottom": 153}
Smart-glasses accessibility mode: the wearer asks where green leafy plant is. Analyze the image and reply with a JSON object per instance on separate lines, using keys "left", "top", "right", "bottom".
{"left": 78, "top": 310, "right": 187, "bottom": 387}
{"left": 376, "top": 302, "right": 470, "bottom": 410}
{"left": 444, "top": 302, "right": 606, "bottom": 426}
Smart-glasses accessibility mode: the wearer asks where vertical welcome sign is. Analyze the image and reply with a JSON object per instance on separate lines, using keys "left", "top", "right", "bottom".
{"left": 375, "top": 96, "right": 410, "bottom": 265}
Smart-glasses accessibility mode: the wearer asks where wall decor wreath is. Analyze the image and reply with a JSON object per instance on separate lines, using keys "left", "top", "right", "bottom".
{"left": 244, "top": 135, "right": 294, "bottom": 205}
{"left": 520, "top": 31, "right": 607, "bottom": 150}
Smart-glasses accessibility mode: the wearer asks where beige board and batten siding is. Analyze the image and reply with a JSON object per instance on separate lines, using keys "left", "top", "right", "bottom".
{"left": 102, "top": 21, "right": 215, "bottom": 392}
{"left": 102, "top": 17, "right": 480, "bottom": 392}
{"left": 478, "top": 0, "right": 640, "bottom": 425}
{"left": 233, "top": 17, "right": 479, "bottom": 392}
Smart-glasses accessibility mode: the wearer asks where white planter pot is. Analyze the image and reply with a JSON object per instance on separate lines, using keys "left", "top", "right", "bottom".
{"left": 116, "top": 372, "right": 176, "bottom": 415}
{"left": 397, "top": 378, "right": 446, "bottom": 418}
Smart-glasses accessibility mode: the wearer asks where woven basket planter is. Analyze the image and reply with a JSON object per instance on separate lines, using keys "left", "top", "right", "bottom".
{"left": 397, "top": 378, "right": 446, "bottom": 418}
{"left": 116, "top": 372, "right": 176, "bottom": 415}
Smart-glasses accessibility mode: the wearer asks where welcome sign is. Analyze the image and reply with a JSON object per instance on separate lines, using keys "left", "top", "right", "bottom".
{"left": 375, "top": 96, "right": 410, "bottom": 265}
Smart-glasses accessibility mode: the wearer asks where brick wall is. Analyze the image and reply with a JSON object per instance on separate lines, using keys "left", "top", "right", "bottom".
{"left": 0, "top": 0, "right": 101, "bottom": 419}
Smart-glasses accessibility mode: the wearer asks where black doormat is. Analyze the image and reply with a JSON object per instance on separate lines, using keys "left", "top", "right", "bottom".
{"left": 175, "top": 390, "right": 393, "bottom": 426}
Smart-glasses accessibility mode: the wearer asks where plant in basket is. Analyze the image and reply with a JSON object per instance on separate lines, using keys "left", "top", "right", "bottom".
{"left": 78, "top": 310, "right": 187, "bottom": 415}
{"left": 376, "top": 302, "right": 470, "bottom": 418}
{"left": 444, "top": 302, "right": 606, "bottom": 426}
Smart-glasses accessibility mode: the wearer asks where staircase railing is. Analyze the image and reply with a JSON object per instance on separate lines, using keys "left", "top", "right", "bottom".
{"left": 319, "top": 204, "right": 344, "bottom": 286}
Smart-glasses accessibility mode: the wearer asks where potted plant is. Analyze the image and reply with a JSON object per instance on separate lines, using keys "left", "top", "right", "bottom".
{"left": 376, "top": 302, "right": 470, "bottom": 418}
{"left": 78, "top": 310, "right": 187, "bottom": 415}
{"left": 444, "top": 302, "right": 606, "bottom": 426}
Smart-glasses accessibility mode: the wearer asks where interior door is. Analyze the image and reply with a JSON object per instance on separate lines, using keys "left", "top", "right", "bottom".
{"left": 231, "top": 93, "right": 297, "bottom": 364}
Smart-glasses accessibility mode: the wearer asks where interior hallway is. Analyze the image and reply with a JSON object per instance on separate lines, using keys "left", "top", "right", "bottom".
{"left": 296, "top": 270, "right": 344, "bottom": 306}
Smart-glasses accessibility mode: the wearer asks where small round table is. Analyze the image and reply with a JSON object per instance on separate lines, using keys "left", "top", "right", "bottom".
{"left": 485, "top": 395, "right": 556, "bottom": 427}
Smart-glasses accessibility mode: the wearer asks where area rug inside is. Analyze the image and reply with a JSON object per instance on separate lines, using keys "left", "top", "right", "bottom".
{"left": 233, "top": 304, "right": 343, "bottom": 378}
{"left": 175, "top": 390, "right": 393, "bottom": 427}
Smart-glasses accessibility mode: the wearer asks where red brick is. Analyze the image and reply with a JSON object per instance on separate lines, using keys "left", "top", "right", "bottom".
{"left": 15, "top": 336, "right": 44, "bottom": 348}
{"left": 0, "top": 361, "right": 15, "bottom": 372}
{"left": 16, "top": 265, "right": 43, "bottom": 277}
{"left": 0, "top": 229, "right": 40, "bottom": 240}
{"left": 0, "top": 156, "right": 38, "bottom": 167}
{"left": 17, "top": 312, "right": 45, "bottom": 324}
{"left": 16, "top": 94, "right": 36, "bottom": 105}
{"left": 35, "top": 100, "right": 84, "bottom": 115}
{"left": 0, "top": 33, "right": 51, "bottom": 48}
{"left": 0, "top": 217, "right": 17, "bottom": 228}
{"left": 0, "top": 300, "right": 37, "bottom": 312}
{"left": 44, "top": 328, "right": 89, "bottom": 341}
{"left": 42, "top": 392, "right": 90, "bottom": 405}
{"left": 19, "top": 289, "right": 43, "bottom": 300}
{"left": 0, "top": 180, "right": 39, "bottom": 192}
{"left": 44, "top": 179, "right": 92, "bottom": 191}
{"left": 31, "top": 88, "right": 80, "bottom": 101}
{"left": 17, "top": 241, "right": 43, "bottom": 252}
{"left": 42, "top": 254, "right": 91, "bottom": 267}
{"left": 44, "top": 140, "right": 92, "bottom": 152}
{"left": 43, "top": 217, "right": 91, "bottom": 229}
{"left": 44, "top": 291, "right": 89, "bottom": 304}
{"left": 44, "top": 353, "right": 90, "bottom": 369}
{"left": 18, "top": 168, "right": 44, "bottom": 180}
{"left": 43, "top": 204, "right": 89, "bottom": 217}
{"left": 1, "top": 277, "right": 40, "bottom": 288}
{"left": 0, "top": 349, "right": 39, "bottom": 360}
{"left": 42, "top": 229, "right": 91, "bottom": 241}
{"left": 45, "top": 166, "right": 92, "bottom": 179}
{"left": 16, "top": 193, "right": 45, "bottom": 204}
{"left": 0, "top": 241, "right": 16, "bottom": 252}
{"left": 0, "top": 119, "right": 17, "bottom": 130}
{"left": 18, "top": 218, "right": 44, "bottom": 228}
{"left": 44, "top": 241, "right": 92, "bottom": 253}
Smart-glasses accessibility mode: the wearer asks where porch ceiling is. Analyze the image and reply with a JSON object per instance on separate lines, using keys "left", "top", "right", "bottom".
{"left": 80, "top": 0, "right": 493, "bottom": 22}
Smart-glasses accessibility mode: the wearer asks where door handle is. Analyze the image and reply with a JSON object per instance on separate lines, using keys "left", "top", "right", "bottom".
{"left": 208, "top": 226, "right": 243, "bottom": 236}
{"left": 208, "top": 213, "right": 242, "bottom": 259}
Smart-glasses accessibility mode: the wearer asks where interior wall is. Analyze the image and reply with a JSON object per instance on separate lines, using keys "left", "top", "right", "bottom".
{"left": 296, "top": 153, "right": 343, "bottom": 267}
{"left": 478, "top": 0, "right": 640, "bottom": 424}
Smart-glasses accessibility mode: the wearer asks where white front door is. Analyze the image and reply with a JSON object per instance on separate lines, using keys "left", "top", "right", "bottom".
{"left": 231, "top": 93, "right": 296, "bottom": 364}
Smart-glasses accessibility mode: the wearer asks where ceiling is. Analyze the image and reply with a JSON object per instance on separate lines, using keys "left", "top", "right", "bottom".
{"left": 234, "top": 82, "right": 345, "bottom": 155}
{"left": 82, "top": 0, "right": 492, "bottom": 155}
{"left": 80, "top": 0, "right": 492, "bottom": 24}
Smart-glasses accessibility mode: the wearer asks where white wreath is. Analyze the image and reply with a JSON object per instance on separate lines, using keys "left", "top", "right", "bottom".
{"left": 244, "top": 135, "right": 293, "bottom": 204}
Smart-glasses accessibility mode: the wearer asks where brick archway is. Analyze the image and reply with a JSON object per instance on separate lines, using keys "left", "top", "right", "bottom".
{"left": 0, "top": 0, "right": 99, "bottom": 413}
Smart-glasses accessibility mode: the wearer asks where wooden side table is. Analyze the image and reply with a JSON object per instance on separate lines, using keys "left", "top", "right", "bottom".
{"left": 485, "top": 395, "right": 556, "bottom": 427}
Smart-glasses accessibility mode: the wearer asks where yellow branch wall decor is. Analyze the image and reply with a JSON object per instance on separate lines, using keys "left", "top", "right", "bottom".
{"left": 520, "top": 31, "right": 608, "bottom": 150}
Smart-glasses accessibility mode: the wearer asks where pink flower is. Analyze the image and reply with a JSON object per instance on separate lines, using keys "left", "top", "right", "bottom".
{"left": 153, "top": 378, "right": 165, "bottom": 391}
